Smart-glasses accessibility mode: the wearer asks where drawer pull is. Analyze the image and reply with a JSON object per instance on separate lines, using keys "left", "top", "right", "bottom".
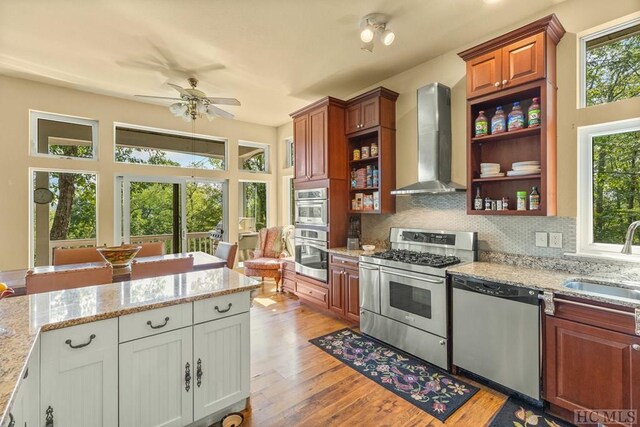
{"left": 214, "top": 303, "right": 233, "bottom": 313}
{"left": 23, "top": 367, "right": 29, "bottom": 379}
{"left": 45, "top": 406, "right": 54, "bottom": 427}
{"left": 146, "top": 316, "right": 170, "bottom": 329}
{"left": 65, "top": 334, "right": 96, "bottom": 349}
{"left": 8, "top": 412, "right": 14, "bottom": 427}
{"left": 633, "top": 344, "right": 640, "bottom": 351}
{"left": 196, "top": 358, "right": 203, "bottom": 387}
{"left": 185, "top": 362, "right": 191, "bottom": 392}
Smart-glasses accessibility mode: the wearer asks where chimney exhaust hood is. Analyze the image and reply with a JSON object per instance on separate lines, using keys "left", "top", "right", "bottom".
{"left": 391, "top": 83, "right": 466, "bottom": 195}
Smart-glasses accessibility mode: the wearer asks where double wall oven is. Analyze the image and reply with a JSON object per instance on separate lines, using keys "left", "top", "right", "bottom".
{"left": 294, "top": 188, "right": 329, "bottom": 282}
{"left": 359, "top": 228, "right": 477, "bottom": 370}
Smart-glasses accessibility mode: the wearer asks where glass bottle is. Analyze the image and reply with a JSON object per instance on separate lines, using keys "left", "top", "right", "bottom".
{"left": 475, "top": 110, "right": 489, "bottom": 137}
{"left": 474, "top": 187, "right": 483, "bottom": 210}
{"left": 528, "top": 97, "right": 541, "bottom": 127}
{"left": 491, "top": 107, "right": 506, "bottom": 134}
{"left": 529, "top": 186, "right": 540, "bottom": 210}
{"left": 351, "top": 168, "right": 357, "bottom": 189}
{"left": 507, "top": 102, "right": 525, "bottom": 131}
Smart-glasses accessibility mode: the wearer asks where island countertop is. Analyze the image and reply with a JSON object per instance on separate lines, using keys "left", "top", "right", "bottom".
{"left": 0, "top": 268, "right": 260, "bottom": 426}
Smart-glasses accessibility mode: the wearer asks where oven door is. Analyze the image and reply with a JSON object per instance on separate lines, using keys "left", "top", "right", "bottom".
{"left": 295, "top": 201, "right": 327, "bottom": 226}
{"left": 295, "top": 238, "right": 328, "bottom": 282}
{"left": 380, "top": 267, "right": 447, "bottom": 337}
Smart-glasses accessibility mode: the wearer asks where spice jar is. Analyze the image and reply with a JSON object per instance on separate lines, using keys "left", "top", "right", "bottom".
{"left": 516, "top": 191, "right": 527, "bottom": 211}
{"left": 370, "top": 142, "right": 378, "bottom": 157}
{"left": 502, "top": 197, "right": 510, "bottom": 210}
{"left": 353, "top": 148, "right": 361, "bottom": 161}
{"left": 361, "top": 146, "right": 370, "bottom": 159}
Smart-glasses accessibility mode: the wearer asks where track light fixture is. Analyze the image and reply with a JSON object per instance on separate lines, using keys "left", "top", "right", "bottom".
{"left": 359, "top": 13, "right": 395, "bottom": 52}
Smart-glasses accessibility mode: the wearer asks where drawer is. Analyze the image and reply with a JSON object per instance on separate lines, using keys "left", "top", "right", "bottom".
{"left": 119, "top": 303, "right": 193, "bottom": 343}
{"left": 43, "top": 318, "right": 118, "bottom": 355}
{"left": 193, "top": 291, "right": 251, "bottom": 324}
{"left": 283, "top": 278, "right": 295, "bottom": 292}
{"left": 330, "top": 254, "right": 359, "bottom": 269}
{"left": 283, "top": 260, "right": 295, "bottom": 272}
{"left": 296, "top": 281, "right": 328, "bottom": 308}
{"left": 283, "top": 269, "right": 296, "bottom": 280}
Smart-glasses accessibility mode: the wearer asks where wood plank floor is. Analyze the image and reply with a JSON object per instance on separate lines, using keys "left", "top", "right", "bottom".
{"left": 241, "top": 281, "right": 508, "bottom": 426}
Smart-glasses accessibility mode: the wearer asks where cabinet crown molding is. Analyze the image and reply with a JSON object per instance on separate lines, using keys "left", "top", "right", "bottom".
{"left": 290, "top": 96, "right": 346, "bottom": 118}
{"left": 347, "top": 87, "right": 399, "bottom": 105}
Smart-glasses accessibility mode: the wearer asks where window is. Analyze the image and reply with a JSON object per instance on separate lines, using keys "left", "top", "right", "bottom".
{"left": 115, "top": 125, "right": 226, "bottom": 170}
{"left": 581, "top": 19, "right": 640, "bottom": 107}
{"left": 578, "top": 118, "right": 640, "bottom": 255}
{"left": 30, "top": 111, "right": 98, "bottom": 159}
{"left": 31, "top": 170, "right": 97, "bottom": 266}
{"left": 238, "top": 141, "right": 269, "bottom": 172}
{"left": 239, "top": 181, "right": 267, "bottom": 231}
{"left": 285, "top": 137, "right": 294, "bottom": 168}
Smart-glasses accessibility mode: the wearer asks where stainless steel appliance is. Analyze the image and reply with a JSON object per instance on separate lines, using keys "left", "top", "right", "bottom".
{"left": 294, "top": 188, "right": 328, "bottom": 226}
{"left": 452, "top": 276, "right": 541, "bottom": 400}
{"left": 359, "top": 228, "right": 477, "bottom": 370}
{"left": 294, "top": 228, "right": 328, "bottom": 282}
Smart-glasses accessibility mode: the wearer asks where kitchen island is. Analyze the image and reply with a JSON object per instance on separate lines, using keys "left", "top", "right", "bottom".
{"left": 0, "top": 268, "right": 260, "bottom": 427}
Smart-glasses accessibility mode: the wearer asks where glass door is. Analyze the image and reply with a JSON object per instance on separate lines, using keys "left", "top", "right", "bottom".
{"left": 185, "top": 180, "right": 226, "bottom": 254}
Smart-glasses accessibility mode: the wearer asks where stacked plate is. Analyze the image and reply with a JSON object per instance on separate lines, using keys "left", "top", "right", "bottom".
{"left": 480, "top": 163, "right": 504, "bottom": 178}
{"left": 506, "top": 161, "right": 541, "bottom": 176}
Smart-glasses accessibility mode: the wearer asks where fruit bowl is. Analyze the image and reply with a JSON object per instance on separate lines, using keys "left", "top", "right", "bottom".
{"left": 97, "top": 245, "right": 142, "bottom": 267}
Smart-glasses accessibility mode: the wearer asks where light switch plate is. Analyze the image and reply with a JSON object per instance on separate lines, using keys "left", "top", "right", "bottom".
{"left": 535, "top": 232, "right": 548, "bottom": 247}
{"left": 549, "top": 232, "right": 563, "bottom": 248}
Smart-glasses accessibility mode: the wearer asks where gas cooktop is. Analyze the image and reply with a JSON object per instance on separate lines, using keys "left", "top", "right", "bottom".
{"left": 371, "top": 249, "right": 461, "bottom": 268}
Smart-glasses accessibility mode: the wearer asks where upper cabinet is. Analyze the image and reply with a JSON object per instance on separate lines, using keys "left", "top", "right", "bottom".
{"left": 291, "top": 97, "right": 347, "bottom": 184}
{"left": 345, "top": 88, "right": 397, "bottom": 135}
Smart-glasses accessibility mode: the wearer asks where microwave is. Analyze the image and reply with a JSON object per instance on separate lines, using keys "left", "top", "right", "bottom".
{"left": 294, "top": 188, "right": 328, "bottom": 226}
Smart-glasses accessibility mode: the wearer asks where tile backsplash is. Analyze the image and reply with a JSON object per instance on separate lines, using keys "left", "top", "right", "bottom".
{"left": 361, "top": 193, "right": 576, "bottom": 257}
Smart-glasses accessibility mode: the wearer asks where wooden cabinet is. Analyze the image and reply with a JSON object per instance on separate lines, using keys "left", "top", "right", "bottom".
{"left": 282, "top": 260, "right": 295, "bottom": 293}
{"left": 327, "top": 254, "right": 360, "bottom": 322}
{"left": 293, "top": 114, "right": 309, "bottom": 182}
{"left": 346, "top": 97, "right": 379, "bottom": 134}
{"left": 119, "top": 327, "right": 193, "bottom": 427}
{"left": 543, "top": 296, "right": 640, "bottom": 424}
{"left": 41, "top": 318, "right": 118, "bottom": 427}
{"left": 458, "top": 14, "right": 565, "bottom": 216}
{"left": 8, "top": 337, "right": 39, "bottom": 427}
{"left": 295, "top": 276, "right": 329, "bottom": 309}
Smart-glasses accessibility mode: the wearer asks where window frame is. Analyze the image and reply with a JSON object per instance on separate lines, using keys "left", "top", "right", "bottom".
{"left": 238, "top": 140, "right": 270, "bottom": 174}
{"left": 29, "top": 110, "right": 99, "bottom": 161}
{"left": 285, "top": 137, "right": 294, "bottom": 169}
{"left": 113, "top": 122, "right": 228, "bottom": 171}
{"left": 577, "top": 117, "right": 640, "bottom": 257}
{"left": 579, "top": 14, "right": 640, "bottom": 109}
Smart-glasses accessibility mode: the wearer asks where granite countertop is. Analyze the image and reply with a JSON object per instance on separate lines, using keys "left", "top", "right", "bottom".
{"left": 0, "top": 268, "right": 260, "bottom": 426}
{"left": 447, "top": 262, "right": 640, "bottom": 310}
{"left": 327, "top": 247, "right": 370, "bottom": 258}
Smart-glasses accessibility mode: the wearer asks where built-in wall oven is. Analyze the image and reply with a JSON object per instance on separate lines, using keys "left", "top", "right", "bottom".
{"left": 294, "top": 188, "right": 328, "bottom": 227}
{"left": 294, "top": 228, "right": 328, "bottom": 282}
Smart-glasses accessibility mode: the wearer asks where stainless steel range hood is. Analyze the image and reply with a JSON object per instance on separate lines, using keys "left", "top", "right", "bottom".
{"left": 391, "top": 83, "right": 466, "bottom": 195}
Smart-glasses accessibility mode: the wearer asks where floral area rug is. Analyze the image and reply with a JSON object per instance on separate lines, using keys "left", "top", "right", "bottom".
{"left": 309, "top": 328, "right": 478, "bottom": 422}
{"left": 488, "top": 397, "right": 575, "bottom": 427}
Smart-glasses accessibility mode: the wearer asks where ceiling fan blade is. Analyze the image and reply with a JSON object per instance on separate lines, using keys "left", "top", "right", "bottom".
{"left": 207, "top": 105, "right": 234, "bottom": 120}
{"left": 206, "top": 97, "right": 241, "bottom": 106}
{"left": 135, "top": 95, "right": 184, "bottom": 101}
{"left": 168, "top": 83, "right": 191, "bottom": 97}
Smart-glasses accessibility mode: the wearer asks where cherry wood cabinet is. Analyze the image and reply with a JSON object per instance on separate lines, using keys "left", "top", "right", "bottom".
{"left": 346, "top": 97, "right": 380, "bottom": 134}
{"left": 328, "top": 254, "right": 360, "bottom": 322}
{"left": 458, "top": 14, "right": 565, "bottom": 216}
{"left": 282, "top": 259, "right": 295, "bottom": 294}
{"left": 543, "top": 296, "right": 640, "bottom": 425}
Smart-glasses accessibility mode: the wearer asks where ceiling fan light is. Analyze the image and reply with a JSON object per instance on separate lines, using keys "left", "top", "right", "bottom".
{"left": 169, "top": 103, "right": 187, "bottom": 116}
{"left": 361, "top": 41, "right": 374, "bottom": 53}
{"left": 381, "top": 29, "right": 395, "bottom": 46}
{"left": 360, "top": 25, "right": 375, "bottom": 43}
{"left": 196, "top": 102, "right": 208, "bottom": 114}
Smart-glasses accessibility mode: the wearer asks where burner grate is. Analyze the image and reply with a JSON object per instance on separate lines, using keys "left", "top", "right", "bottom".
{"left": 371, "top": 249, "right": 461, "bottom": 268}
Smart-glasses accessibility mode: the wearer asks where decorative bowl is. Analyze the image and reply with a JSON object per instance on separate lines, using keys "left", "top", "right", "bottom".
{"left": 97, "top": 245, "right": 142, "bottom": 267}
{"left": 362, "top": 244, "right": 375, "bottom": 253}
{"left": 220, "top": 412, "right": 244, "bottom": 427}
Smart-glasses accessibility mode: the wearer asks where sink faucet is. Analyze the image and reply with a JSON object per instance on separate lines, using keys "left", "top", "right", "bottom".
{"left": 622, "top": 221, "right": 640, "bottom": 255}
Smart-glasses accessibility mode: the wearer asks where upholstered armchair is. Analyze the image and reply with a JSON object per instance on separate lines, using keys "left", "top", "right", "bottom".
{"left": 243, "top": 225, "right": 294, "bottom": 292}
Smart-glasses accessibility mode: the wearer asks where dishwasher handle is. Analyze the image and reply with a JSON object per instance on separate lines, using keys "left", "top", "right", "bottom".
{"left": 452, "top": 275, "right": 540, "bottom": 305}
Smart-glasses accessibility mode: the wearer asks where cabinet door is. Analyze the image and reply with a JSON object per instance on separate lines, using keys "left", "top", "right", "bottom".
{"left": 8, "top": 337, "right": 39, "bottom": 427}
{"left": 293, "top": 114, "right": 309, "bottom": 181}
{"left": 360, "top": 97, "right": 379, "bottom": 131}
{"left": 545, "top": 316, "right": 640, "bottom": 416}
{"left": 466, "top": 49, "right": 502, "bottom": 98}
{"left": 193, "top": 313, "right": 250, "bottom": 421}
{"left": 308, "top": 107, "right": 328, "bottom": 181}
{"left": 502, "top": 32, "right": 545, "bottom": 89}
{"left": 41, "top": 318, "right": 118, "bottom": 427}
{"left": 345, "top": 103, "right": 362, "bottom": 134}
{"left": 344, "top": 268, "right": 360, "bottom": 322}
{"left": 119, "top": 327, "right": 193, "bottom": 427}
{"left": 329, "top": 267, "right": 345, "bottom": 315}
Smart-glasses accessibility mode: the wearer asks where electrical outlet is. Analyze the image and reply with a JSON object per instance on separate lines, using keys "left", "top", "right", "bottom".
{"left": 535, "top": 232, "right": 548, "bottom": 247}
{"left": 549, "top": 232, "right": 563, "bottom": 248}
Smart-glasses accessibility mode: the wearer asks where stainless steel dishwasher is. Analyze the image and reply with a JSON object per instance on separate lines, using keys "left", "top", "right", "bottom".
{"left": 452, "top": 275, "right": 541, "bottom": 400}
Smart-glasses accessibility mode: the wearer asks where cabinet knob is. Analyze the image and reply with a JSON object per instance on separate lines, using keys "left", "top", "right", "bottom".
{"left": 632, "top": 344, "right": 640, "bottom": 351}
{"left": 502, "top": 79, "right": 508, "bottom": 85}
{"left": 439, "top": 340, "right": 446, "bottom": 346}
{"left": 494, "top": 82, "right": 500, "bottom": 87}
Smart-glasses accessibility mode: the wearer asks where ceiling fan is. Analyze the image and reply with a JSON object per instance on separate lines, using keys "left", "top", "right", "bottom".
{"left": 135, "top": 78, "right": 240, "bottom": 122}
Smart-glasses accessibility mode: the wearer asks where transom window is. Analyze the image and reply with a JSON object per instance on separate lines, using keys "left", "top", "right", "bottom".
{"left": 30, "top": 111, "right": 98, "bottom": 160}
{"left": 238, "top": 141, "right": 269, "bottom": 173}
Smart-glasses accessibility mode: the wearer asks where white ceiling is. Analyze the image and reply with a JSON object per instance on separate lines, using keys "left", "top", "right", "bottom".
{"left": 0, "top": 0, "right": 567, "bottom": 127}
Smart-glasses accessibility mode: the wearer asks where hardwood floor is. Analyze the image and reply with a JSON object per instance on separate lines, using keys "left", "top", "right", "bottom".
{"left": 241, "top": 281, "right": 508, "bottom": 426}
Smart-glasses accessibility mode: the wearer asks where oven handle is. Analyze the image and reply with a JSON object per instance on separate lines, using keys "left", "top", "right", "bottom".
{"left": 380, "top": 268, "right": 444, "bottom": 284}
{"left": 295, "top": 240, "right": 328, "bottom": 251}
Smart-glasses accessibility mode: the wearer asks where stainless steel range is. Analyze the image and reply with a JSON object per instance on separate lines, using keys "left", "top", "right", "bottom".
{"left": 359, "top": 228, "right": 477, "bottom": 370}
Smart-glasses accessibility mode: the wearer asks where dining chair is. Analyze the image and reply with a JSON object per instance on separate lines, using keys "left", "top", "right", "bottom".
{"left": 214, "top": 242, "right": 238, "bottom": 269}
{"left": 52, "top": 246, "right": 104, "bottom": 266}
{"left": 130, "top": 255, "right": 194, "bottom": 280}
{"left": 135, "top": 242, "right": 166, "bottom": 258}
{"left": 26, "top": 263, "right": 113, "bottom": 294}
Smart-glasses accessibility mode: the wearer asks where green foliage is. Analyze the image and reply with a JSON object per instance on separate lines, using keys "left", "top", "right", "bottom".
{"left": 48, "top": 172, "right": 97, "bottom": 240}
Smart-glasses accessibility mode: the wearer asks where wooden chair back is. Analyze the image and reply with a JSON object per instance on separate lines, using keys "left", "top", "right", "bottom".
{"left": 214, "top": 242, "right": 238, "bottom": 269}
{"left": 130, "top": 255, "right": 194, "bottom": 280}
{"left": 26, "top": 264, "right": 113, "bottom": 294}
{"left": 135, "top": 242, "right": 165, "bottom": 258}
{"left": 52, "top": 246, "right": 103, "bottom": 266}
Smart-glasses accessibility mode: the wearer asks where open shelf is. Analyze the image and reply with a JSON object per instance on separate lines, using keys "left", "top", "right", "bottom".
{"left": 472, "top": 174, "right": 540, "bottom": 183}
{"left": 348, "top": 210, "right": 381, "bottom": 214}
{"left": 350, "top": 187, "right": 379, "bottom": 192}
{"left": 467, "top": 209, "right": 547, "bottom": 216}
{"left": 472, "top": 126, "right": 540, "bottom": 143}
{"left": 349, "top": 156, "right": 379, "bottom": 165}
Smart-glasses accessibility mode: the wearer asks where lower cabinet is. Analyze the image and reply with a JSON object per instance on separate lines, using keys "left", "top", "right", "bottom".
{"left": 8, "top": 337, "right": 39, "bottom": 427}
{"left": 327, "top": 255, "right": 360, "bottom": 322}
{"left": 40, "top": 318, "right": 119, "bottom": 427}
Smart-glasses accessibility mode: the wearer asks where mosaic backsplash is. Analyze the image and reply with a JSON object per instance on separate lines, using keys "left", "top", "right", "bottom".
{"left": 361, "top": 193, "right": 576, "bottom": 257}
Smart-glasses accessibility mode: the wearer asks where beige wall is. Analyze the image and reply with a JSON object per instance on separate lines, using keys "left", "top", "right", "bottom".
{"left": 0, "top": 75, "right": 278, "bottom": 270}
{"left": 348, "top": 0, "right": 640, "bottom": 218}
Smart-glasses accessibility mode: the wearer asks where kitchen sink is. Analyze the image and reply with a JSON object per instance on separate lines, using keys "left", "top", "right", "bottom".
{"left": 564, "top": 279, "right": 640, "bottom": 301}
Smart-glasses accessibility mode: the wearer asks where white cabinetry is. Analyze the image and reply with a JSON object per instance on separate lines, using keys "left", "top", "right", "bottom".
{"left": 40, "top": 318, "right": 118, "bottom": 427}
{"left": 7, "top": 337, "right": 39, "bottom": 427}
